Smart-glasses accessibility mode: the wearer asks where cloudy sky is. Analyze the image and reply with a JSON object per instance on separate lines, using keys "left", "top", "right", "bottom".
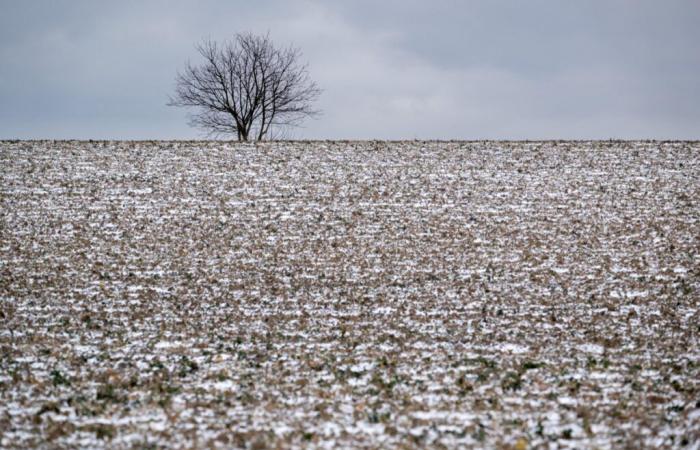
{"left": 1, "top": 0, "right": 698, "bottom": 140}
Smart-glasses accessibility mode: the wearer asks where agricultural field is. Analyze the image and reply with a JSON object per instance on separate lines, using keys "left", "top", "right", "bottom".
{"left": 1, "top": 140, "right": 699, "bottom": 449}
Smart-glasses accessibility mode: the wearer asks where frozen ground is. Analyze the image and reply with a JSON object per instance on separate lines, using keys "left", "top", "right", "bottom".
{"left": 1, "top": 140, "right": 699, "bottom": 449}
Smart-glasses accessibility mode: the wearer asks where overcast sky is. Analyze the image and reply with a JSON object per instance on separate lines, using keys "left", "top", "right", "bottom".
{"left": 1, "top": 0, "right": 698, "bottom": 140}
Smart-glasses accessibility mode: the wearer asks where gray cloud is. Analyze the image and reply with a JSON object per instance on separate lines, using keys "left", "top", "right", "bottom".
{"left": 1, "top": 0, "right": 698, "bottom": 139}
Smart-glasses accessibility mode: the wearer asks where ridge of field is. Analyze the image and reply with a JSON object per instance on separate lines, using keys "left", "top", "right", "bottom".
{"left": 1, "top": 140, "right": 698, "bottom": 448}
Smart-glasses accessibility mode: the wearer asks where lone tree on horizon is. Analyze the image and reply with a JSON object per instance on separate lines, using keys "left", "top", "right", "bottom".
{"left": 169, "top": 33, "right": 321, "bottom": 141}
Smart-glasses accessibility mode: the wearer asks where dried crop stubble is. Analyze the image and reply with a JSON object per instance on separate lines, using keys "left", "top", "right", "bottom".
{"left": 0, "top": 140, "right": 698, "bottom": 448}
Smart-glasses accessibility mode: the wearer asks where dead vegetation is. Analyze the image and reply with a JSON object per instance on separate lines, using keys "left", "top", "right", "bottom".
{"left": 1, "top": 140, "right": 699, "bottom": 448}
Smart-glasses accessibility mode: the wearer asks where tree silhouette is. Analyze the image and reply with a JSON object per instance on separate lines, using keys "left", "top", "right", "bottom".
{"left": 169, "top": 33, "right": 321, "bottom": 141}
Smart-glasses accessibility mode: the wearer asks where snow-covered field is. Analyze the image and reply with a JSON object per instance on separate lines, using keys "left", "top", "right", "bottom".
{"left": 1, "top": 140, "right": 698, "bottom": 449}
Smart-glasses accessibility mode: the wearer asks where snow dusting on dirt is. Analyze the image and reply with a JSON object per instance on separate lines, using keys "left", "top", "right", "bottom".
{"left": 1, "top": 140, "right": 699, "bottom": 448}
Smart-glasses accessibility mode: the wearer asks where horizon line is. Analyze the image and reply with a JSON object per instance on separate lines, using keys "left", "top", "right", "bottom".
{"left": 2, "top": 138, "right": 700, "bottom": 143}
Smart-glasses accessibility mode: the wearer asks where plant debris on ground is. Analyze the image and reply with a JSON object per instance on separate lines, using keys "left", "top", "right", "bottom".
{"left": 1, "top": 140, "right": 698, "bottom": 448}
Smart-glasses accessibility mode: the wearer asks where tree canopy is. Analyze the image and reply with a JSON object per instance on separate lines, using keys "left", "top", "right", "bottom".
{"left": 169, "top": 33, "right": 320, "bottom": 141}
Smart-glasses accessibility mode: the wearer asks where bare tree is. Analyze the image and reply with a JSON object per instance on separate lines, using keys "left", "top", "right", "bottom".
{"left": 169, "top": 33, "right": 321, "bottom": 141}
